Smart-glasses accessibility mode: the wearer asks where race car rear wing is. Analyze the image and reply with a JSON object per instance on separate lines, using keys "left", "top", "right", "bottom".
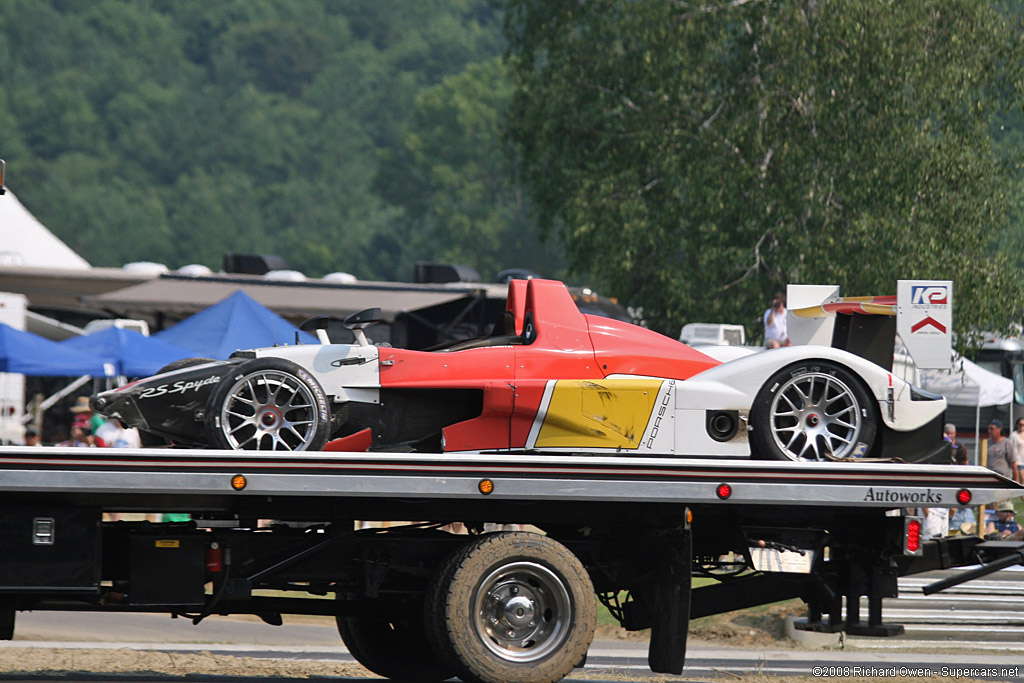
{"left": 788, "top": 280, "right": 952, "bottom": 372}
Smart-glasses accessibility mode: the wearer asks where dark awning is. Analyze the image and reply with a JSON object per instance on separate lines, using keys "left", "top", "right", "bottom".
{"left": 82, "top": 274, "right": 487, "bottom": 323}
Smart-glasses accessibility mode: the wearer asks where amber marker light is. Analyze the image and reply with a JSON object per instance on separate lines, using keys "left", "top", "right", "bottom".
{"left": 478, "top": 479, "right": 494, "bottom": 495}
{"left": 956, "top": 489, "right": 972, "bottom": 505}
{"left": 231, "top": 474, "right": 247, "bottom": 491}
{"left": 715, "top": 483, "right": 732, "bottom": 500}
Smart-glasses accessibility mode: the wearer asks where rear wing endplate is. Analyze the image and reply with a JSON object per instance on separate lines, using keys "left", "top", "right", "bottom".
{"left": 788, "top": 280, "right": 952, "bottom": 371}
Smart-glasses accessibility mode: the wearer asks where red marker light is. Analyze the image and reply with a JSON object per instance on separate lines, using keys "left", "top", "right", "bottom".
{"left": 716, "top": 483, "right": 732, "bottom": 500}
{"left": 906, "top": 519, "right": 922, "bottom": 553}
{"left": 956, "top": 489, "right": 972, "bottom": 505}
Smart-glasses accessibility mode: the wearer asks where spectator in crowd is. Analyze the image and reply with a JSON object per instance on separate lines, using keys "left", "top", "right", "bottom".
{"left": 985, "top": 419, "right": 1018, "bottom": 483}
{"left": 943, "top": 423, "right": 956, "bottom": 443}
{"left": 922, "top": 424, "right": 952, "bottom": 535}
{"left": 948, "top": 437, "right": 977, "bottom": 534}
{"left": 1011, "top": 418, "right": 1024, "bottom": 471}
{"left": 71, "top": 394, "right": 109, "bottom": 432}
{"left": 950, "top": 503, "right": 976, "bottom": 535}
{"left": 96, "top": 419, "right": 141, "bottom": 449}
{"left": 944, "top": 423, "right": 968, "bottom": 464}
{"left": 763, "top": 292, "right": 791, "bottom": 349}
{"left": 985, "top": 501, "right": 1021, "bottom": 539}
{"left": 920, "top": 505, "right": 949, "bottom": 538}
{"left": 59, "top": 416, "right": 97, "bottom": 448}
{"left": 23, "top": 428, "right": 41, "bottom": 447}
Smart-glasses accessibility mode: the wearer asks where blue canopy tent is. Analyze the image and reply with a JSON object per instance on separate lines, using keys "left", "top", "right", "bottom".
{"left": 60, "top": 327, "right": 193, "bottom": 377}
{"left": 153, "top": 290, "right": 318, "bottom": 359}
{"left": 0, "top": 323, "right": 113, "bottom": 376}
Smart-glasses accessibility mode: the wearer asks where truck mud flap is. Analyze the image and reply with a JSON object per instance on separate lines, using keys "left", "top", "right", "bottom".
{"left": 629, "top": 527, "right": 692, "bottom": 675}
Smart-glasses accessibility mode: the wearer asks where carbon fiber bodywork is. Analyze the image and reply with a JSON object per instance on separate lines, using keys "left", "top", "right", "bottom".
{"left": 91, "top": 359, "right": 241, "bottom": 445}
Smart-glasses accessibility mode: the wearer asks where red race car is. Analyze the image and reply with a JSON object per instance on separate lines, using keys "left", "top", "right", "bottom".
{"left": 92, "top": 279, "right": 948, "bottom": 463}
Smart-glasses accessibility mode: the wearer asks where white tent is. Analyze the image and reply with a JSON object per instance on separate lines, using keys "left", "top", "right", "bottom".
{"left": 919, "top": 357, "right": 1013, "bottom": 407}
{"left": 919, "top": 357, "right": 1014, "bottom": 451}
{"left": 0, "top": 191, "right": 90, "bottom": 269}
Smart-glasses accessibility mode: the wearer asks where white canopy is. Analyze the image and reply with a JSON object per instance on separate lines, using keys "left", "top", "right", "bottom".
{"left": 0, "top": 191, "right": 89, "bottom": 269}
{"left": 919, "top": 357, "right": 1013, "bottom": 408}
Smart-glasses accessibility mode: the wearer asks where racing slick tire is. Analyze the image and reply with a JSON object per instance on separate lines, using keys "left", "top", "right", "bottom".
{"left": 425, "top": 532, "right": 596, "bottom": 683}
{"left": 336, "top": 610, "right": 456, "bottom": 682}
{"left": 750, "top": 360, "right": 877, "bottom": 462}
{"left": 204, "top": 358, "right": 330, "bottom": 451}
{"left": 139, "top": 357, "right": 216, "bottom": 447}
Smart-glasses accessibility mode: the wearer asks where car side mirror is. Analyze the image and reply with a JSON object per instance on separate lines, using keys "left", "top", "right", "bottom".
{"left": 344, "top": 308, "right": 383, "bottom": 347}
{"left": 299, "top": 315, "right": 345, "bottom": 345}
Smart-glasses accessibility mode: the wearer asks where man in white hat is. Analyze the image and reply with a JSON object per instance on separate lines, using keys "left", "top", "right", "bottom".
{"left": 985, "top": 501, "right": 1021, "bottom": 539}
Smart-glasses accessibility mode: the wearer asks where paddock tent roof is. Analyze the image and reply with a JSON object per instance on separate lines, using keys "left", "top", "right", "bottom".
{"left": 84, "top": 275, "right": 477, "bottom": 322}
{"left": 0, "top": 323, "right": 112, "bottom": 376}
{"left": 153, "top": 290, "right": 318, "bottom": 359}
{"left": 60, "top": 327, "right": 193, "bottom": 377}
{"left": 0, "top": 191, "right": 90, "bottom": 269}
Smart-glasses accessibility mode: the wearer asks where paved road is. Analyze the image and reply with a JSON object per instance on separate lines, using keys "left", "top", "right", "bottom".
{"left": 5, "top": 611, "right": 1024, "bottom": 681}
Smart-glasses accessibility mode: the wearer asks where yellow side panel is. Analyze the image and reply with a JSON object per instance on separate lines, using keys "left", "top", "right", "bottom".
{"left": 535, "top": 379, "right": 663, "bottom": 449}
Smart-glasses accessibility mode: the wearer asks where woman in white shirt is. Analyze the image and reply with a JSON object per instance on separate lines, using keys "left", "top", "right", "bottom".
{"left": 1011, "top": 418, "right": 1024, "bottom": 469}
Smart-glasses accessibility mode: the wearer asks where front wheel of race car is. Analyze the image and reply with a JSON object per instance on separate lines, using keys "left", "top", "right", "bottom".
{"left": 749, "top": 360, "right": 877, "bottom": 462}
{"left": 205, "top": 358, "right": 330, "bottom": 451}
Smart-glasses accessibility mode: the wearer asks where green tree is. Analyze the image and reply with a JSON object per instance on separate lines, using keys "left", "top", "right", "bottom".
{"left": 503, "top": 0, "right": 1024, "bottom": 347}
{"left": 375, "top": 59, "right": 564, "bottom": 281}
{"left": 1, "top": 0, "right": 509, "bottom": 278}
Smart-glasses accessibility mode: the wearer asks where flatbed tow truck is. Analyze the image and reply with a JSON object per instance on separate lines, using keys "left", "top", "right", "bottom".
{"left": 2, "top": 446, "right": 1023, "bottom": 683}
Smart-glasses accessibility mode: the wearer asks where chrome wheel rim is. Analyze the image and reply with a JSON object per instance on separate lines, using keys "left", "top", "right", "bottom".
{"left": 473, "top": 561, "right": 571, "bottom": 663}
{"left": 218, "top": 370, "right": 318, "bottom": 450}
{"left": 768, "top": 371, "right": 862, "bottom": 461}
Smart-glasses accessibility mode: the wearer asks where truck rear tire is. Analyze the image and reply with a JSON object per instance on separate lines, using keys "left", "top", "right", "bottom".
{"left": 425, "top": 532, "right": 595, "bottom": 683}
{"left": 336, "top": 611, "right": 455, "bottom": 682}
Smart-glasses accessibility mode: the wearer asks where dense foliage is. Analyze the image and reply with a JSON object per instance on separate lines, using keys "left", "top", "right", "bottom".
{"left": 0, "top": 0, "right": 562, "bottom": 282}
{"left": 503, "top": 0, "right": 1024, "bottom": 346}
{"left": 3, "top": 0, "right": 1023, "bottom": 345}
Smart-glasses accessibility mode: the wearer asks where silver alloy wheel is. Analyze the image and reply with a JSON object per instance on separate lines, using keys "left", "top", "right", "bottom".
{"left": 217, "top": 369, "right": 319, "bottom": 450}
{"left": 767, "top": 370, "right": 862, "bottom": 461}
{"left": 473, "top": 561, "right": 572, "bottom": 663}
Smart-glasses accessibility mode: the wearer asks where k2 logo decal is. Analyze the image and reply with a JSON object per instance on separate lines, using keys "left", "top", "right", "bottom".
{"left": 910, "top": 286, "right": 948, "bottom": 305}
